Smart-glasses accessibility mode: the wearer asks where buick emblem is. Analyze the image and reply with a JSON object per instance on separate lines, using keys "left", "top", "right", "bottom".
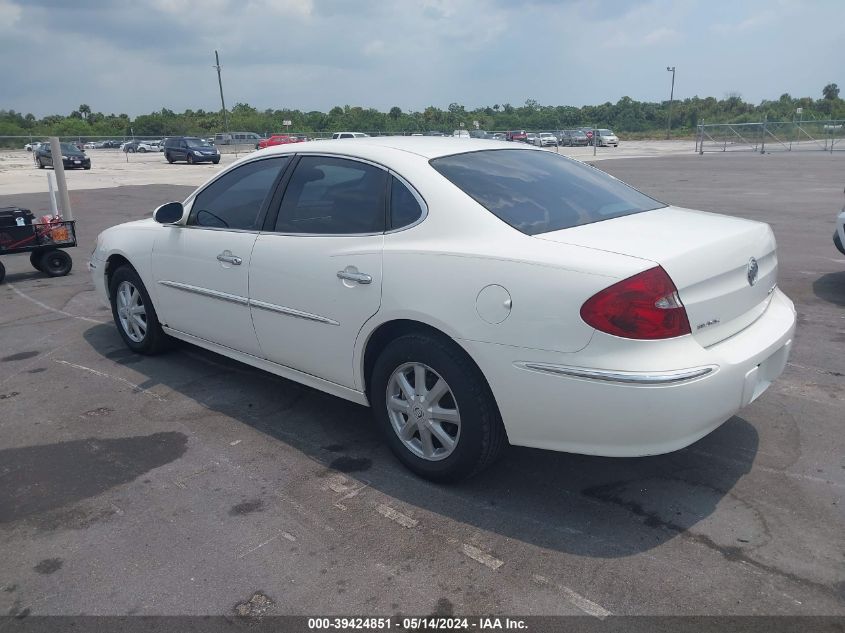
{"left": 747, "top": 257, "right": 759, "bottom": 286}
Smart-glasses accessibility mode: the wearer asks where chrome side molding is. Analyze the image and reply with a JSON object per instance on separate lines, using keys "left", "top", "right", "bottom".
{"left": 158, "top": 281, "right": 339, "bottom": 326}
{"left": 158, "top": 280, "right": 248, "bottom": 305}
{"left": 249, "top": 299, "right": 340, "bottom": 326}
{"left": 514, "top": 362, "right": 717, "bottom": 385}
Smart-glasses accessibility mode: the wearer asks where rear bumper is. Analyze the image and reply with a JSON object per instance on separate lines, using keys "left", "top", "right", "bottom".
{"left": 460, "top": 288, "right": 796, "bottom": 457}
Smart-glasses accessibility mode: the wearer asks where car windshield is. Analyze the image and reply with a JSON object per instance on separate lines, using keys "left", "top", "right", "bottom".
{"left": 60, "top": 143, "right": 81, "bottom": 153}
{"left": 599, "top": 130, "right": 613, "bottom": 135}
{"left": 186, "top": 138, "right": 211, "bottom": 148}
{"left": 430, "top": 149, "right": 665, "bottom": 236}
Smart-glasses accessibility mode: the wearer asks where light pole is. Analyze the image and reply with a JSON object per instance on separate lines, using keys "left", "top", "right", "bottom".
{"left": 665, "top": 66, "right": 676, "bottom": 140}
{"left": 214, "top": 50, "right": 229, "bottom": 134}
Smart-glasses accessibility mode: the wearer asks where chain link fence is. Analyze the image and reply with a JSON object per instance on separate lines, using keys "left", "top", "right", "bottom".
{"left": 695, "top": 119, "right": 844, "bottom": 154}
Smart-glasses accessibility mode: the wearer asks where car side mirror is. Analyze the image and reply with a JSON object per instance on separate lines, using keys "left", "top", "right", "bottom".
{"left": 153, "top": 201, "right": 185, "bottom": 224}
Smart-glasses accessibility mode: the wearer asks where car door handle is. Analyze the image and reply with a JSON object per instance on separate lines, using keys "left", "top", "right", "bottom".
{"left": 217, "top": 251, "right": 242, "bottom": 265}
{"left": 337, "top": 270, "right": 372, "bottom": 284}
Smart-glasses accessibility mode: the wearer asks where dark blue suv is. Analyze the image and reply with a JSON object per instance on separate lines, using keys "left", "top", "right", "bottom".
{"left": 163, "top": 137, "right": 220, "bottom": 164}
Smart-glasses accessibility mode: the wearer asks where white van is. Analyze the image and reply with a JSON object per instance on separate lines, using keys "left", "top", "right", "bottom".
{"left": 214, "top": 132, "right": 262, "bottom": 145}
{"left": 331, "top": 132, "right": 370, "bottom": 139}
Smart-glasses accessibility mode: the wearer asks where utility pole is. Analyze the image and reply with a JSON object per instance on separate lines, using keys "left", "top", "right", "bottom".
{"left": 215, "top": 50, "right": 229, "bottom": 134}
{"left": 666, "top": 66, "right": 676, "bottom": 140}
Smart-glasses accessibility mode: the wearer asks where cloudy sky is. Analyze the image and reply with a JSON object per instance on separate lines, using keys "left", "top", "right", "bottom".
{"left": 1, "top": 0, "right": 842, "bottom": 117}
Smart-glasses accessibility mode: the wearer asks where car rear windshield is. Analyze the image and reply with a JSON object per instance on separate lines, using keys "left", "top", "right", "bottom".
{"left": 430, "top": 149, "right": 665, "bottom": 235}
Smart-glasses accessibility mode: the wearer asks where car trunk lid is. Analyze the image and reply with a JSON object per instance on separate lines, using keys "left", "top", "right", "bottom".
{"left": 537, "top": 206, "right": 778, "bottom": 347}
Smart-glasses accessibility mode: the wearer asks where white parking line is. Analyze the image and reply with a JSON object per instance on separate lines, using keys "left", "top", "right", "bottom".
{"left": 7, "top": 283, "right": 106, "bottom": 325}
{"left": 376, "top": 503, "right": 418, "bottom": 528}
{"left": 53, "top": 359, "right": 165, "bottom": 401}
{"left": 461, "top": 543, "right": 503, "bottom": 570}
{"left": 532, "top": 575, "right": 612, "bottom": 618}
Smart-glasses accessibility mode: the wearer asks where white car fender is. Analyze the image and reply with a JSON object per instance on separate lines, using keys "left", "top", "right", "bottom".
{"left": 96, "top": 220, "right": 160, "bottom": 304}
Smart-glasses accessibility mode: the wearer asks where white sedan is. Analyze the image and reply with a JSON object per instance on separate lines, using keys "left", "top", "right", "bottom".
{"left": 90, "top": 138, "right": 796, "bottom": 481}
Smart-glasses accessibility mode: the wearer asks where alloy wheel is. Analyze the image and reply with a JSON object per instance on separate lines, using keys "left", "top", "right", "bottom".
{"left": 386, "top": 362, "right": 461, "bottom": 461}
{"left": 116, "top": 280, "right": 147, "bottom": 343}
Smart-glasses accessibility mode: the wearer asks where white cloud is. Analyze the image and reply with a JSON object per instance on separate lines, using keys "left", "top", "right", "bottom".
{"left": 0, "top": 0, "right": 21, "bottom": 31}
{"left": 362, "top": 39, "right": 386, "bottom": 56}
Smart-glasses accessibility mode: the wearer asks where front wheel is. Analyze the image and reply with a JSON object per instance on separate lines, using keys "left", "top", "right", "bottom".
{"left": 138, "top": 147, "right": 147, "bottom": 153}
{"left": 371, "top": 334, "right": 507, "bottom": 482}
{"left": 30, "top": 251, "right": 43, "bottom": 271}
{"left": 39, "top": 249, "right": 72, "bottom": 277}
{"left": 108, "top": 265, "right": 170, "bottom": 354}
{"left": 36, "top": 158, "right": 44, "bottom": 169}
{"left": 0, "top": 260, "right": 5, "bottom": 284}
{"left": 212, "top": 158, "right": 220, "bottom": 164}
{"left": 186, "top": 154, "right": 194, "bottom": 164}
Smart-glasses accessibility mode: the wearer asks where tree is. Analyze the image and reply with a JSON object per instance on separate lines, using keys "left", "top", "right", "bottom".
{"left": 822, "top": 83, "right": 840, "bottom": 100}
{"left": 389, "top": 106, "right": 402, "bottom": 120}
{"left": 78, "top": 104, "right": 91, "bottom": 120}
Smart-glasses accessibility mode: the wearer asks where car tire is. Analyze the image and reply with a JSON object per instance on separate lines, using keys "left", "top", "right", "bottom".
{"left": 834, "top": 231, "right": 845, "bottom": 256}
{"left": 36, "top": 158, "right": 44, "bottom": 169}
{"left": 187, "top": 154, "right": 194, "bottom": 165}
{"left": 138, "top": 147, "right": 146, "bottom": 153}
{"left": 370, "top": 333, "right": 507, "bottom": 482}
{"left": 84, "top": 164, "right": 91, "bottom": 170}
{"left": 29, "top": 251, "right": 43, "bottom": 272}
{"left": 165, "top": 153, "right": 174, "bottom": 164}
{"left": 39, "top": 249, "right": 72, "bottom": 277}
{"left": 212, "top": 158, "right": 220, "bottom": 164}
{"left": 0, "top": 260, "right": 5, "bottom": 284}
{"left": 108, "top": 265, "right": 171, "bottom": 355}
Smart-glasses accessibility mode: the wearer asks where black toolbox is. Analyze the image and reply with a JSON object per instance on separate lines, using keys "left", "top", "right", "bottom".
{"left": 0, "top": 207, "right": 35, "bottom": 228}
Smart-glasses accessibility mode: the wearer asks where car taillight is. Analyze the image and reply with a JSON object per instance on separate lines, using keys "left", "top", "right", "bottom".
{"left": 580, "top": 266, "right": 691, "bottom": 340}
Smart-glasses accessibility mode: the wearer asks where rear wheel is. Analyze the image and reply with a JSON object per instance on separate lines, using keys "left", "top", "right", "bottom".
{"left": 39, "top": 250, "right": 72, "bottom": 277}
{"left": 0, "top": 260, "right": 5, "bottom": 284}
{"left": 138, "top": 147, "right": 147, "bottom": 153}
{"left": 29, "top": 251, "right": 43, "bottom": 271}
{"left": 371, "top": 333, "right": 507, "bottom": 482}
{"left": 108, "top": 265, "right": 170, "bottom": 355}
{"left": 165, "top": 152, "right": 174, "bottom": 164}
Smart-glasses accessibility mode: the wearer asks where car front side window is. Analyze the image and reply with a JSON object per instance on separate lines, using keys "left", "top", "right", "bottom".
{"left": 274, "top": 156, "right": 387, "bottom": 234}
{"left": 188, "top": 157, "right": 290, "bottom": 231}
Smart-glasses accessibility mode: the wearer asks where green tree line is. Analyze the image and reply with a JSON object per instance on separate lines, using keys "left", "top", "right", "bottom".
{"left": 1, "top": 84, "right": 842, "bottom": 141}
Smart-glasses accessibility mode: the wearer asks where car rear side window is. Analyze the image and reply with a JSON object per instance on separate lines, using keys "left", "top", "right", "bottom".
{"left": 390, "top": 176, "right": 424, "bottom": 230}
{"left": 430, "top": 149, "right": 665, "bottom": 235}
{"left": 274, "top": 156, "right": 387, "bottom": 234}
{"left": 189, "top": 157, "right": 289, "bottom": 231}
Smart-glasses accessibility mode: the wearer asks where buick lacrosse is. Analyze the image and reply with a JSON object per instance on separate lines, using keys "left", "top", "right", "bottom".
{"left": 90, "top": 138, "right": 796, "bottom": 481}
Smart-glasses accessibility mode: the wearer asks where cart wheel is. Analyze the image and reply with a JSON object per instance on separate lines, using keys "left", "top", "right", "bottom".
{"left": 39, "top": 250, "right": 73, "bottom": 277}
{"left": 0, "top": 260, "right": 5, "bottom": 284}
{"left": 30, "top": 251, "right": 43, "bottom": 272}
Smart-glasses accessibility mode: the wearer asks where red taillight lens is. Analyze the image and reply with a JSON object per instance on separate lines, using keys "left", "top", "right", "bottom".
{"left": 580, "top": 266, "right": 691, "bottom": 340}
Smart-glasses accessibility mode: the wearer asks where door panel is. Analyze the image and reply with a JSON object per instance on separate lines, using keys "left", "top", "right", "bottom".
{"left": 249, "top": 155, "right": 388, "bottom": 387}
{"left": 152, "top": 227, "right": 261, "bottom": 356}
{"left": 150, "top": 155, "right": 290, "bottom": 355}
{"left": 249, "top": 234, "right": 383, "bottom": 388}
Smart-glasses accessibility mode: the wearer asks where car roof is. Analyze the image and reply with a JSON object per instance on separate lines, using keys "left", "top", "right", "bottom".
{"left": 261, "top": 136, "right": 535, "bottom": 160}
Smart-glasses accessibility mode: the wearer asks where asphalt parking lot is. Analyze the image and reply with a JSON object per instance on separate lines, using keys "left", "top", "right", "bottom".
{"left": 1, "top": 151, "right": 843, "bottom": 617}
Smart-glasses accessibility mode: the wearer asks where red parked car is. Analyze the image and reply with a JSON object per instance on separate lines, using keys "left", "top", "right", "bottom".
{"left": 506, "top": 130, "right": 527, "bottom": 142}
{"left": 256, "top": 134, "right": 298, "bottom": 150}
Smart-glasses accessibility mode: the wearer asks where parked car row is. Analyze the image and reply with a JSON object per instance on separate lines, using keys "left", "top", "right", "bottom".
{"left": 498, "top": 129, "right": 619, "bottom": 147}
